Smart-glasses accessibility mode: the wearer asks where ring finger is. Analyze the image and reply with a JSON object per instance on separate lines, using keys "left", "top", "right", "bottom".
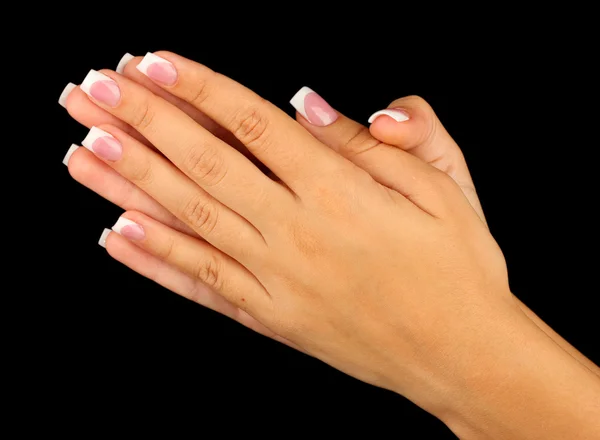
{"left": 105, "top": 211, "right": 271, "bottom": 316}
{"left": 64, "top": 145, "right": 196, "bottom": 236}
{"left": 78, "top": 124, "right": 265, "bottom": 261}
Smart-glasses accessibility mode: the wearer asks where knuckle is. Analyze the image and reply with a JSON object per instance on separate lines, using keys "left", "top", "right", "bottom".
{"left": 342, "top": 126, "right": 383, "bottom": 157}
{"left": 192, "top": 254, "right": 223, "bottom": 291}
{"left": 130, "top": 99, "right": 156, "bottom": 132}
{"left": 157, "top": 235, "right": 176, "bottom": 261}
{"left": 181, "top": 196, "right": 219, "bottom": 236}
{"left": 182, "top": 146, "right": 227, "bottom": 187}
{"left": 129, "top": 158, "right": 154, "bottom": 186}
{"left": 231, "top": 105, "right": 270, "bottom": 149}
{"left": 187, "top": 74, "right": 211, "bottom": 107}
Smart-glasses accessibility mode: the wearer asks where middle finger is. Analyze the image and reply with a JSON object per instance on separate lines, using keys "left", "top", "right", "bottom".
{"left": 79, "top": 124, "right": 265, "bottom": 262}
{"left": 78, "top": 69, "right": 292, "bottom": 229}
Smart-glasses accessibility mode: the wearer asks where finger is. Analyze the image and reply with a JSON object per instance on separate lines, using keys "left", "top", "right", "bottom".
{"left": 116, "top": 53, "right": 259, "bottom": 164}
{"left": 60, "top": 75, "right": 259, "bottom": 168}
{"left": 60, "top": 83, "right": 150, "bottom": 146}
{"left": 292, "top": 87, "right": 456, "bottom": 217}
{"left": 78, "top": 68, "right": 291, "bottom": 227}
{"left": 79, "top": 124, "right": 265, "bottom": 262}
{"left": 104, "top": 212, "right": 271, "bottom": 315}
{"left": 367, "top": 96, "right": 485, "bottom": 222}
{"left": 63, "top": 144, "right": 196, "bottom": 236}
{"left": 368, "top": 96, "right": 469, "bottom": 179}
{"left": 131, "top": 51, "right": 343, "bottom": 190}
{"left": 102, "top": 228, "right": 293, "bottom": 344}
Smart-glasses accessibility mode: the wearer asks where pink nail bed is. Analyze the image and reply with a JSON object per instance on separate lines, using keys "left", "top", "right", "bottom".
{"left": 80, "top": 70, "right": 121, "bottom": 107}
{"left": 82, "top": 127, "right": 122, "bottom": 161}
{"left": 137, "top": 53, "right": 177, "bottom": 85}
{"left": 289, "top": 86, "right": 338, "bottom": 126}
{"left": 112, "top": 217, "right": 145, "bottom": 241}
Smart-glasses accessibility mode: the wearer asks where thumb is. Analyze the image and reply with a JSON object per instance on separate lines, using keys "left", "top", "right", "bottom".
{"left": 368, "top": 96, "right": 485, "bottom": 224}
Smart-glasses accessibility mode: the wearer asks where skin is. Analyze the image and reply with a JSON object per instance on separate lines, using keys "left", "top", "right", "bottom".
{"left": 65, "top": 56, "right": 600, "bottom": 379}
{"left": 61, "top": 52, "right": 600, "bottom": 438}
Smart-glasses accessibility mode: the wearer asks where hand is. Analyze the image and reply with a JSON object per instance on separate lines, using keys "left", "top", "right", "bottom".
{"left": 294, "top": 94, "right": 600, "bottom": 377}
{"left": 62, "top": 52, "right": 600, "bottom": 439}
{"left": 61, "top": 56, "right": 486, "bottom": 348}
{"left": 66, "top": 49, "right": 513, "bottom": 406}
{"left": 61, "top": 54, "right": 600, "bottom": 379}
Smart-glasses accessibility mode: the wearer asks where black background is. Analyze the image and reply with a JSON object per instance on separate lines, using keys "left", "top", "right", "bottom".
{"left": 25, "top": 13, "right": 598, "bottom": 437}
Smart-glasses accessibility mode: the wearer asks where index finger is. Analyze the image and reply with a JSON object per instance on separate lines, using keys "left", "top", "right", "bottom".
{"left": 134, "top": 51, "right": 345, "bottom": 191}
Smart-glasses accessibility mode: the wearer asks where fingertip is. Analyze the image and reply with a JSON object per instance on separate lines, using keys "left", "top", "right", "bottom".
{"left": 98, "top": 228, "right": 112, "bottom": 248}
{"left": 368, "top": 113, "right": 411, "bottom": 143}
{"left": 367, "top": 109, "right": 410, "bottom": 124}
{"left": 111, "top": 215, "right": 146, "bottom": 241}
{"left": 64, "top": 145, "right": 94, "bottom": 182}
{"left": 62, "top": 144, "right": 80, "bottom": 167}
{"left": 367, "top": 108, "right": 414, "bottom": 146}
{"left": 58, "top": 83, "right": 77, "bottom": 108}
{"left": 62, "top": 85, "right": 97, "bottom": 118}
{"left": 102, "top": 228, "right": 130, "bottom": 259}
{"left": 116, "top": 53, "right": 135, "bottom": 74}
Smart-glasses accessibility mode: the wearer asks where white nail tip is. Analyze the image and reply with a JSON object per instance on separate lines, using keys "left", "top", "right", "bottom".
{"left": 367, "top": 109, "right": 410, "bottom": 124}
{"left": 81, "top": 126, "right": 114, "bottom": 152}
{"left": 112, "top": 217, "right": 138, "bottom": 235}
{"left": 80, "top": 70, "right": 113, "bottom": 97}
{"left": 136, "top": 52, "right": 172, "bottom": 75}
{"left": 98, "top": 228, "right": 111, "bottom": 248}
{"left": 116, "top": 53, "right": 135, "bottom": 74}
{"left": 62, "top": 144, "right": 79, "bottom": 166}
{"left": 58, "top": 83, "right": 76, "bottom": 108}
{"left": 289, "top": 86, "right": 314, "bottom": 120}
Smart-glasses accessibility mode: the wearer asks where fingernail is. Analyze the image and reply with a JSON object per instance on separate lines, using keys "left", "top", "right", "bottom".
{"left": 367, "top": 109, "right": 410, "bottom": 124}
{"left": 62, "top": 144, "right": 79, "bottom": 166}
{"left": 290, "top": 86, "right": 338, "bottom": 127}
{"left": 80, "top": 70, "right": 121, "bottom": 107}
{"left": 58, "top": 82, "right": 76, "bottom": 108}
{"left": 98, "top": 228, "right": 111, "bottom": 248}
{"left": 82, "top": 126, "right": 123, "bottom": 161}
{"left": 116, "top": 53, "right": 135, "bottom": 74}
{"left": 112, "top": 217, "right": 145, "bottom": 241}
{"left": 136, "top": 52, "right": 177, "bottom": 86}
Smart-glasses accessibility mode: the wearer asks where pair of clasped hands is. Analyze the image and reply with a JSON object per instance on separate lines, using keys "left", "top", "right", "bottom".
{"left": 60, "top": 52, "right": 600, "bottom": 439}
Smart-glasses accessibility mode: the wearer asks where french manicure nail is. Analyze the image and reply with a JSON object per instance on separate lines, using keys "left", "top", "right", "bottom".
{"left": 137, "top": 52, "right": 177, "bottom": 86}
{"left": 116, "top": 53, "right": 135, "bottom": 74}
{"left": 62, "top": 144, "right": 79, "bottom": 166}
{"left": 58, "top": 82, "right": 76, "bottom": 108}
{"left": 290, "top": 86, "right": 338, "bottom": 127}
{"left": 367, "top": 109, "right": 410, "bottom": 124}
{"left": 82, "top": 126, "right": 123, "bottom": 161}
{"left": 98, "top": 228, "right": 111, "bottom": 248}
{"left": 80, "top": 70, "right": 121, "bottom": 107}
{"left": 112, "top": 217, "right": 145, "bottom": 241}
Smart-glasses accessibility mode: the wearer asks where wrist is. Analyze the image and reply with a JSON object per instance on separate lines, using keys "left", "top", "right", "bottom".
{"left": 422, "top": 301, "right": 600, "bottom": 439}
